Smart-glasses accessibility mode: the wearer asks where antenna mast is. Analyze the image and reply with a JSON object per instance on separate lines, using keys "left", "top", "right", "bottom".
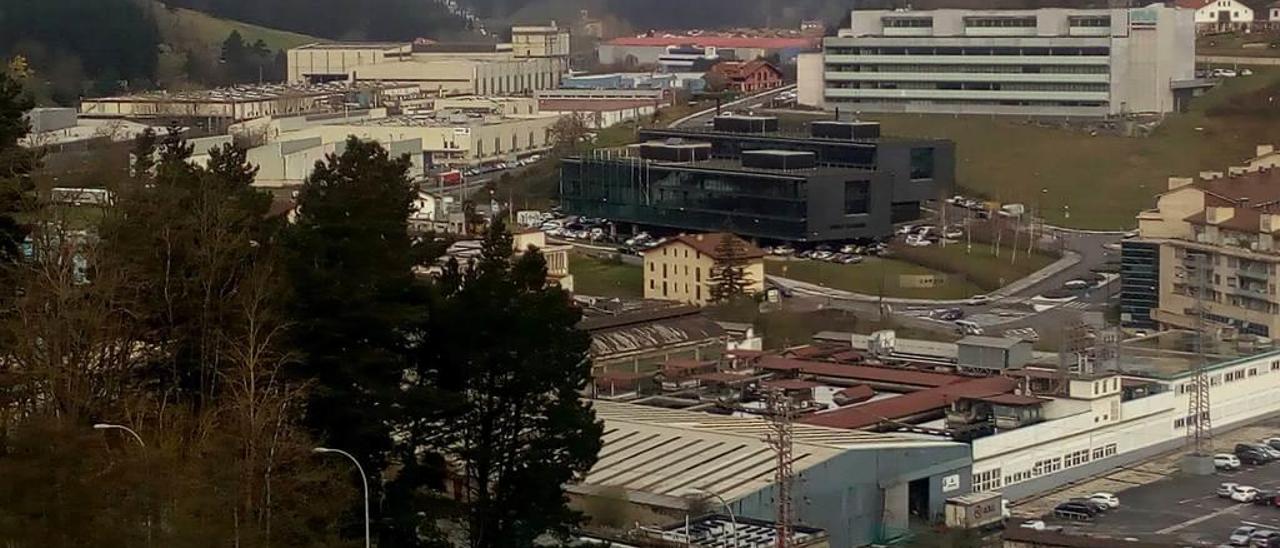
{"left": 764, "top": 388, "right": 796, "bottom": 548}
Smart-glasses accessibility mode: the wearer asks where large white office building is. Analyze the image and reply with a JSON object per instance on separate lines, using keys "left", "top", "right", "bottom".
{"left": 800, "top": 5, "right": 1197, "bottom": 117}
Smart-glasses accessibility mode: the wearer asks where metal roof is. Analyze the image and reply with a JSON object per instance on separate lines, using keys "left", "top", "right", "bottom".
{"left": 958, "top": 335, "right": 1027, "bottom": 350}
{"left": 582, "top": 401, "right": 957, "bottom": 503}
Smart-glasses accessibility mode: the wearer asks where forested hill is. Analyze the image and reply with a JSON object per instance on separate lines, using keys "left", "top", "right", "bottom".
{"left": 159, "top": 0, "right": 477, "bottom": 40}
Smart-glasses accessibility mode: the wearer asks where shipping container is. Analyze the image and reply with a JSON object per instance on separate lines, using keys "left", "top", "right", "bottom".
{"left": 944, "top": 492, "right": 1004, "bottom": 530}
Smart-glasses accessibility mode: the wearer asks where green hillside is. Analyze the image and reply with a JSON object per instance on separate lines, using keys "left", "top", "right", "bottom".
{"left": 150, "top": 2, "right": 318, "bottom": 51}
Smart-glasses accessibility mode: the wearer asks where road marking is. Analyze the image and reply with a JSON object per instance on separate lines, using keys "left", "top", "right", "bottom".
{"left": 1155, "top": 503, "right": 1242, "bottom": 534}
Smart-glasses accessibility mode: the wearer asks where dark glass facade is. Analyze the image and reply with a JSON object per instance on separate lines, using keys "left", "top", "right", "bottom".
{"left": 1120, "top": 240, "right": 1159, "bottom": 329}
{"left": 560, "top": 128, "right": 955, "bottom": 243}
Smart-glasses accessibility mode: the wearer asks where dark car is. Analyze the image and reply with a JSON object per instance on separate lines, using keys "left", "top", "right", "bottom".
{"left": 1067, "top": 498, "right": 1110, "bottom": 513}
{"left": 1238, "top": 444, "right": 1275, "bottom": 462}
{"left": 1254, "top": 491, "right": 1280, "bottom": 506}
{"left": 1250, "top": 530, "right": 1280, "bottom": 548}
{"left": 1053, "top": 501, "right": 1097, "bottom": 520}
{"left": 1240, "top": 450, "right": 1271, "bottom": 465}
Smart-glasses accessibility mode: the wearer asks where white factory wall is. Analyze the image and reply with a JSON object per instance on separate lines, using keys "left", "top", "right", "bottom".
{"left": 973, "top": 349, "right": 1280, "bottom": 500}
{"left": 796, "top": 52, "right": 825, "bottom": 109}
{"left": 541, "top": 105, "right": 656, "bottom": 129}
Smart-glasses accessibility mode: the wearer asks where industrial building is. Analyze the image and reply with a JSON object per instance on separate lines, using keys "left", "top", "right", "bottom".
{"left": 559, "top": 115, "right": 955, "bottom": 243}
{"left": 800, "top": 5, "right": 1198, "bottom": 117}
{"left": 510, "top": 22, "right": 571, "bottom": 59}
{"left": 78, "top": 82, "right": 422, "bottom": 132}
{"left": 537, "top": 98, "right": 658, "bottom": 129}
{"left": 1125, "top": 145, "right": 1280, "bottom": 336}
{"left": 599, "top": 34, "right": 819, "bottom": 67}
{"left": 571, "top": 401, "right": 972, "bottom": 548}
{"left": 348, "top": 56, "right": 563, "bottom": 96}
{"left": 286, "top": 42, "right": 414, "bottom": 84}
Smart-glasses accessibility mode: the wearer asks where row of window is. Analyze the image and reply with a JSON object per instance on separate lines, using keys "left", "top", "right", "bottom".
{"left": 973, "top": 443, "right": 1120, "bottom": 493}
{"left": 828, "top": 46, "right": 1110, "bottom": 56}
{"left": 649, "top": 260, "right": 703, "bottom": 281}
{"left": 1174, "top": 411, "right": 1211, "bottom": 429}
{"left": 828, "top": 64, "right": 1110, "bottom": 75}
{"left": 1175, "top": 363, "right": 1266, "bottom": 396}
{"left": 965, "top": 16, "right": 1038, "bottom": 27}
{"left": 826, "top": 97, "right": 1108, "bottom": 108}
{"left": 830, "top": 81, "right": 1109, "bottom": 93}
{"left": 884, "top": 17, "right": 934, "bottom": 28}
{"left": 474, "top": 130, "right": 547, "bottom": 158}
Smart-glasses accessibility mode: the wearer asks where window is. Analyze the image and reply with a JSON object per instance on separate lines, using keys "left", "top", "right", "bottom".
{"left": 884, "top": 17, "right": 933, "bottom": 27}
{"left": 973, "top": 468, "right": 1002, "bottom": 492}
{"left": 494, "top": 137, "right": 501, "bottom": 154}
{"left": 843, "top": 181, "right": 870, "bottom": 214}
{"left": 662, "top": 264, "right": 668, "bottom": 278}
{"left": 649, "top": 262, "right": 655, "bottom": 272}
{"left": 662, "top": 281, "right": 668, "bottom": 297}
{"left": 696, "top": 285, "right": 702, "bottom": 301}
{"left": 1063, "top": 449, "right": 1090, "bottom": 467}
{"left": 910, "top": 148, "right": 936, "bottom": 180}
{"left": 696, "top": 267, "right": 701, "bottom": 282}
{"left": 649, "top": 280, "right": 655, "bottom": 290}
{"left": 965, "top": 16, "right": 1037, "bottom": 27}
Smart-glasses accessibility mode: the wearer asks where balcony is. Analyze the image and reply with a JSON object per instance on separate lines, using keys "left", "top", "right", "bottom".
{"left": 1238, "top": 268, "right": 1271, "bottom": 281}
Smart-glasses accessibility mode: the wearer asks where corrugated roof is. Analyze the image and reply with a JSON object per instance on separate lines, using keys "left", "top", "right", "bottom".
{"left": 800, "top": 376, "right": 1018, "bottom": 429}
{"left": 588, "top": 313, "right": 725, "bottom": 360}
{"left": 958, "top": 336, "right": 1026, "bottom": 350}
{"left": 759, "top": 356, "right": 964, "bottom": 388}
{"left": 581, "top": 401, "right": 957, "bottom": 502}
{"left": 538, "top": 99, "right": 657, "bottom": 112}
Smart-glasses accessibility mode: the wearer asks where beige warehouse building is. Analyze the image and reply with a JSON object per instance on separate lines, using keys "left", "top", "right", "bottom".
{"left": 348, "top": 56, "right": 562, "bottom": 96}
{"left": 287, "top": 42, "right": 414, "bottom": 84}
{"left": 642, "top": 233, "right": 765, "bottom": 306}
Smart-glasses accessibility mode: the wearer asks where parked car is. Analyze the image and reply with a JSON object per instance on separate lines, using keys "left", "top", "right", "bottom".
{"left": 1216, "top": 453, "right": 1242, "bottom": 470}
{"left": 1253, "top": 490, "right": 1280, "bottom": 507}
{"left": 936, "top": 308, "right": 964, "bottom": 321}
{"left": 812, "top": 251, "right": 835, "bottom": 261}
{"left": 1249, "top": 530, "right": 1280, "bottom": 547}
{"left": 1240, "top": 451, "right": 1270, "bottom": 466}
{"left": 1064, "top": 279, "right": 1091, "bottom": 291}
{"left": 944, "top": 227, "right": 965, "bottom": 239}
{"left": 1220, "top": 482, "right": 1243, "bottom": 498}
{"left": 954, "top": 319, "right": 984, "bottom": 335}
{"left": 1087, "top": 493, "right": 1120, "bottom": 509}
{"left": 1261, "top": 445, "right": 1280, "bottom": 460}
{"left": 773, "top": 245, "right": 796, "bottom": 256}
{"left": 1052, "top": 501, "right": 1097, "bottom": 520}
{"left": 968, "top": 294, "right": 992, "bottom": 306}
{"left": 840, "top": 255, "right": 863, "bottom": 265}
{"left": 905, "top": 234, "right": 931, "bottom": 247}
{"left": 1067, "top": 498, "right": 1110, "bottom": 513}
{"left": 1263, "top": 437, "right": 1280, "bottom": 451}
{"left": 1237, "top": 443, "right": 1275, "bottom": 461}
{"left": 1232, "top": 526, "right": 1259, "bottom": 546}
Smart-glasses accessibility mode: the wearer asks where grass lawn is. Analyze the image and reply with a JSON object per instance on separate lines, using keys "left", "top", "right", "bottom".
{"left": 765, "top": 256, "right": 984, "bottom": 299}
{"left": 891, "top": 241, "right": 1058, "bottom": 291}
{"left": 568, "top": 252, "right": 643, "bottom": 298}
{"left": 782, "top": 67, "right": 1280, "bottom": 230}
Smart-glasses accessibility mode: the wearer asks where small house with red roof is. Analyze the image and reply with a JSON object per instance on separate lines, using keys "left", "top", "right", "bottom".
{"left": 707, "top": 59, "right": 785, "bottom": 94}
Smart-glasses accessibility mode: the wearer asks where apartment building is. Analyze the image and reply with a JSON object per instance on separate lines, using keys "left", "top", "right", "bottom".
{"left": 641, "top": 233, "right": 765, "bottom": 306}
{"left": 1127, "top": 152, "right": 1280, "bottom": 336}
{"left": 804, "top": 6, "right": 1197, "bottom": 117}
{"left": 510, "top": 23, "right": 571, "bottom": 59}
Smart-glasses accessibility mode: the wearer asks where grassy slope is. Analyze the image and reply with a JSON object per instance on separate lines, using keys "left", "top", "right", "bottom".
{"left": 568, "top": 251, "right": 644, "bottom": 298}
{"left": 801, "top": 68, "right": 1280, "bottom": 230}
{"left": 150, "top": 2, "right": 318, "bottom": 51}
{"left": 765, "top": 256, "right": 985, "bottom": 299}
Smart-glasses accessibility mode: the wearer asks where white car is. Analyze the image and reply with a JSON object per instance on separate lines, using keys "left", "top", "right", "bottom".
{"left": 1087, "top": 492, "right": 1120, "bottom": 509}
{"left": 905, "top": 234, "right": 931, "bottom": 247}
{"left": 1231, "top": 526, "right": 1258, "bottom": 546}
{"left": 1215, "top": 454, "right": 1242, "bottom": 470}
{"left": 1232, "top": 486, "right": 1260, "bottom": 503}
{"left": 772, "top": 245, "right": 795, "bottom": 256}
{"left": 968, "top": 294, "right": 992, "bottom": 306}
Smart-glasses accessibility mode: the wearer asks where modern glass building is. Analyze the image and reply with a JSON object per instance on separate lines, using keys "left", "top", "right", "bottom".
{"left": 559, "top": 116, "right": 954, "bottom": 243}
{"left": 1120, "top": 240, "right": 1160, "bottom": 329}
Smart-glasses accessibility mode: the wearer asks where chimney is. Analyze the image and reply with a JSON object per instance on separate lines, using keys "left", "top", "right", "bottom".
{"left": 1168, "top": 177, "right": 1193, "bottom": 190}
{"left": 696, "top": 234, "right": 704, "bottom": 241}
{"left": 1258, "top": 144, "right": 1275, "bottom": 157}
{"left": 1200, "top": 171, "right": 1224, "bottom": 180}
{"left": 1206, "top": 206, "right": 1236, "bottom": 225}
{"left": 1262, "top": 213, "right": 1276, "bottom": 233}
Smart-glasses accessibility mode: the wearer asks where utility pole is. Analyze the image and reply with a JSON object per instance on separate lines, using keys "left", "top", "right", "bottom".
{"left": 1188, "top": 253, "right": 1213, "bottom": 456}
{"left": 764, "top": 388, "right": 795, "bottom": 548}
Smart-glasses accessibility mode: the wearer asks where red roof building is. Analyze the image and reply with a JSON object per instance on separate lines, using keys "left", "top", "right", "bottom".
{"left": 800, "top": 376, "right": 1019, "bottom": 430}
{"left": 707, "top": 59, "right": 785, "bottom": 94}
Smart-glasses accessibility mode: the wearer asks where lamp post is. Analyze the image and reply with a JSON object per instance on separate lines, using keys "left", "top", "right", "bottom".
{"left": 93, "top": 423, "right": 146, "bottom": 447}
{"left": 690, "top": 488, "right": 739, "bottom": 548}
{"left": 314, "top": 447, "right": 371, "bottom": 548}
{"left": 93, "top": 423, "right": 150, "bottom": 547}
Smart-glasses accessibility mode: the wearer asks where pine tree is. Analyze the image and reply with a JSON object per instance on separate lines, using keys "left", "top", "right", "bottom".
{"left": 282, "top": 136, "right": 424, "bottom": 542}
{"left": 707, "top": 233, "right": 753, "bottom": 304}
{"left": 409, "top": 218, "right": 602, "bottom": 548}
{"left": 0, "top": 71, "right": 36, "bottom": 265}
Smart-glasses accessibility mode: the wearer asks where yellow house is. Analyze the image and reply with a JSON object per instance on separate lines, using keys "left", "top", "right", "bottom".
{"left": 642, "top": 233, "right": 765, "bottom": 306}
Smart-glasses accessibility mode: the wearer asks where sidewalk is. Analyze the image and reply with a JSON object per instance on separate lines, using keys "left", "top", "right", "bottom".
{"left": 768, "top": 250, "right": 1081, "bottom": 307}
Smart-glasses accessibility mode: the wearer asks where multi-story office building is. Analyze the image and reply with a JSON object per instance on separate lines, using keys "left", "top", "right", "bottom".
{"left": 1128, "top": 162, "right": 1280, "bottom": 336}
{"left": 559, "top": 115, "right": 955, "bottom": 243}
{"left": 802, "top": 6, "right": 1197, "bottom": 117}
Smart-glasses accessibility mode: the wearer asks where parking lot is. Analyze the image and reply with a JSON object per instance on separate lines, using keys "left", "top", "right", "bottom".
{"left": 1016, "top": 420, "right": 1280, "bottom": 546}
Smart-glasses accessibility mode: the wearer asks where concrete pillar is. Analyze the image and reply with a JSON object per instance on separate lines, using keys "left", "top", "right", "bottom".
{"left": 881, "top": 483, "right": 909, "bottom": 533}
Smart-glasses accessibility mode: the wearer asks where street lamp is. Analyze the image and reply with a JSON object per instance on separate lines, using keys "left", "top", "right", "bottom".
{"left": 314, "top": 447, "right": 371, "bottom": 548}
{"left": 690, "top": 487, "right": 739, "bottom": 548}
{"left": 93, "top": 423, "right": 146, "bottom": 447}
{"left": 93, "top": 423, "right": 150, "bottom": 547}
